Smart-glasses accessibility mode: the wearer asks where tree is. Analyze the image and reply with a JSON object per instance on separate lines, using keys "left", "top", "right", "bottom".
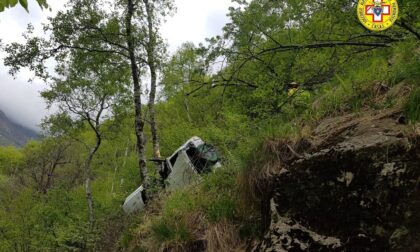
{"left": 141, "top": 0, "right": 174, "bottom": 162}
{"left": 124, "top": 0, "right": 150, "bottom": 189}
{"left": 41, "top": 48, "right": 131, "bottom": 242}
{"left": 20, "top": 139, "right": 69, "bottom": 193}
{"left": 190, "top": 0, "right": 419, "bottom": 118}
{"left": 161, "top": 42, "right": 209, "bottom": 122}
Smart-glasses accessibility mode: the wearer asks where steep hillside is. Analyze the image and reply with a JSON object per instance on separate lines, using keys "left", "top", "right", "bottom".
{"left": 0, "top": 110, "right": 38, "bottom": 147}
{"left": 119, "top": 81, "right": 419, "bottom": 252}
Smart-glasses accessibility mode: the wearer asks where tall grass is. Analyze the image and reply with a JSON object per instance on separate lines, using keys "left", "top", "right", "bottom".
{"left": 405, "top": 88, "right": 420, "bottom": 123}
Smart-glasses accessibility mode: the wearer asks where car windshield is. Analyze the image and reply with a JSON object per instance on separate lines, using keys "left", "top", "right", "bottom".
{"left": 186, "top": 143, "right": 220, "bottom": 173}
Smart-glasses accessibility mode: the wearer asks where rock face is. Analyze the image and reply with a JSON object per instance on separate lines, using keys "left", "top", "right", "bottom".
{"left": 0, "top": 110, "right": 38, "bottom": 147}
{"left": 253, "top": 109, "right": 420, "bottom": 251}
{"left": 253, "top": 199, "right": 343, "bottom": 252}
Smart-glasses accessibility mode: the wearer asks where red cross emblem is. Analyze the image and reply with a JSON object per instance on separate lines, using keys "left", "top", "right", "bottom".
{"left": 365, "top": 1, "right": 391, "bottom": 22}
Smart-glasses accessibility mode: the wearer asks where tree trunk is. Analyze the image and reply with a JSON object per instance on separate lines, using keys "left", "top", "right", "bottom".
{"left": 83, "top": 135, "right": 101, "bottom": 250}
{"left": 111, "top": 139, "right": 130, "bottom": 194}
{"left": 126, "top": 0, "right": 149, "bottom": 190}
{"left": 85, "top": 176, "right": 94, "bottom": 226}
{"left": 182, "top": 89, "right": 192, "bottom": 122}
{"left": 148, "top": 73, "right": 160, "bottom": 160}
{"left": 144, "top": 0, "right": 161, "bottom": 162}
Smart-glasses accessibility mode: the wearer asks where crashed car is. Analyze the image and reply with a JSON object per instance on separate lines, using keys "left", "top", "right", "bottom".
{"left": 123, "top": 136, "right": 221, "bottom": 214}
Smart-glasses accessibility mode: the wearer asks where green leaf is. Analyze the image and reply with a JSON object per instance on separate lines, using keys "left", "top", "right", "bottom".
{"left": 36, "top": 0, "right": 47, "bottom": 9}
{"left": 9, "top": 0, "right": 18, "bottom": 7}
{"left": 0, "top": 0, "right": 47, "bottom": 11}
{"left": 18, "top": 0, "right": 27, "bottom": 12}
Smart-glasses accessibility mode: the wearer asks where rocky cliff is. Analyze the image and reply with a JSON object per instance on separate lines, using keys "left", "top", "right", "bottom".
{"left": 251, "top": 109, "right": 419, "bottom": 251}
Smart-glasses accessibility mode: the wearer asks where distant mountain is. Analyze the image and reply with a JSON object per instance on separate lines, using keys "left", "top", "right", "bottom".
{"left": 0, "top": 110, "right": 39, "bottom": 147}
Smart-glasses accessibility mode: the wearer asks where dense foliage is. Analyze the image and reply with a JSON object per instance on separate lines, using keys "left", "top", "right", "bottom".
{"left": 0, "top": 0, "right": 418, "bottom": 251}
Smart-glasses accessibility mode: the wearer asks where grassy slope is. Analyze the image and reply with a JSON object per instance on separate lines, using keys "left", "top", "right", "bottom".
{"left": 117, "top": 42, "right": 419, "bottom": 251}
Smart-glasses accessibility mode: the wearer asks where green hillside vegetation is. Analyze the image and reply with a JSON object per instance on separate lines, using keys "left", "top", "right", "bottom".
{"left": 0, "top": 0, "right": 419, "bottom": 251}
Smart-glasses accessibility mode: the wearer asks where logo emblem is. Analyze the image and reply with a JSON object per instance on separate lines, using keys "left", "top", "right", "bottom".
{"left": 357, "top": 0, "right": 398, "bottom": 31}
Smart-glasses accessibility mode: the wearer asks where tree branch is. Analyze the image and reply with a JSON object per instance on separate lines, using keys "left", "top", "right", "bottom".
{"left": 257, "top": 41, "right": 390, "bottom": 57}
{"left": 396, "top": 21, "right": 420, "bottom": 40}
{"left": 58, "top": 44, "right": 129, "bottom": 58}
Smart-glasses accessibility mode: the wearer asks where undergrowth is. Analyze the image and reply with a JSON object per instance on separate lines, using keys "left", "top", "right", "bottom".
{"left": 405, "top": 87, "right": 420, "bottom": 123}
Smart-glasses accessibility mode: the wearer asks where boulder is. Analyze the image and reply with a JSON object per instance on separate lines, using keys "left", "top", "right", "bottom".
{"left": 253, "top": 109, "right": 420, "bottom": 251}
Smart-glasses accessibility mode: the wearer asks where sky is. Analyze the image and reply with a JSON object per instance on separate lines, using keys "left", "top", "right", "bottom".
{"left": 0, "top": 0, "right": 234, "bottom": 131}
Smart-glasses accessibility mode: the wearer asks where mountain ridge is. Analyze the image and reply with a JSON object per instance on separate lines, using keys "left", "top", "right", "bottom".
{"left": 0, "top": 109, "right": 39, "bottom": 147}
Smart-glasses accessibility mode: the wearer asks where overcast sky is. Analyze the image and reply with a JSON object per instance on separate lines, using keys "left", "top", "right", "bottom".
{"left": 0, "top": 0, "right": 234, "bottom": 131}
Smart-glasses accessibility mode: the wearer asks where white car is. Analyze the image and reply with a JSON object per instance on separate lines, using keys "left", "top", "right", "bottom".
{"left": 122, "top": 185, "right": 145, "bottom": 215}
{"left": 122, "top": 136, "right": 221, "bottom": 214}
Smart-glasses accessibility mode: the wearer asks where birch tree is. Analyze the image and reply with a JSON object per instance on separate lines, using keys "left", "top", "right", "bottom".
{"left": 142, "top": 0, "right": 174, "bottom": 161}
{"left": 41, "top": 49, "right": 130, "bottom": 241}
